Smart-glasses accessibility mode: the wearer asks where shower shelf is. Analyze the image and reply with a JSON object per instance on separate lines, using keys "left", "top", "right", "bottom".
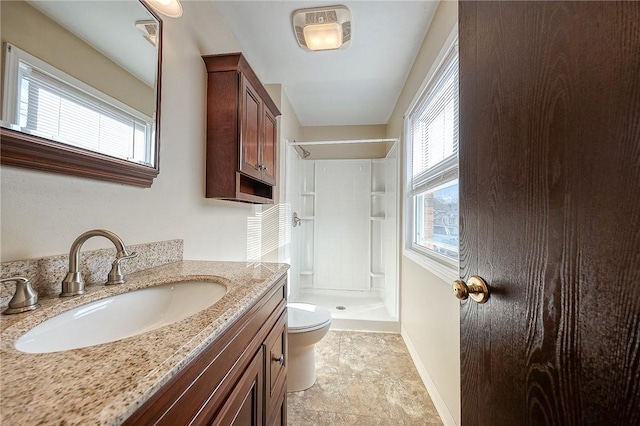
{"left": 370, "top": 216, "right": 385, "bottom": 220}
{"left": 301, "top": 192, "right": 315, "bottom": 196}
{"left": 300, "top": 270, "right": 314, "bottom": 275}
{"left": 371, "top": 191, "right": 385, "bottom": 196}
{"left": 300, "top": 216, "right": 315, "bottom": 220}
{"left": 370, "top": 272, "right": 385, "bottom": 278}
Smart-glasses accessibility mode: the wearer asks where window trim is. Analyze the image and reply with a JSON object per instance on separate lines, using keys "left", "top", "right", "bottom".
{"left": 402, "top": 26, "right": 459, "bottom": 283}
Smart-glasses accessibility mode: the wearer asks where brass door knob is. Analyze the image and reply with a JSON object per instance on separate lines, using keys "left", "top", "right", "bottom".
{"left": 452, "top": 276, "right": 489, "bottom": 304}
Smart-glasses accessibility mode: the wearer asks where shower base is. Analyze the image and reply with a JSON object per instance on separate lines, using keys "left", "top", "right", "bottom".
{"left": 291, "top": 288, "right": 399, "bottom": 333}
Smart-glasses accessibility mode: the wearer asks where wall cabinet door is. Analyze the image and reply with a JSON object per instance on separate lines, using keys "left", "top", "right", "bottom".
{"left": 240, "top": 77, "right": 263, "bottom": 182}
{"left": 261, "top": 106, "right": 278, "bottom": 186}
{"left": 241, "top": 76, "right": 277, "bottom": 186}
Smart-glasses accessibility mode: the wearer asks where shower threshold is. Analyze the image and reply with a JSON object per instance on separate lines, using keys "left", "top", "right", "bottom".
{"left": 291, "top": 289, "right": 399, "bottom": 333}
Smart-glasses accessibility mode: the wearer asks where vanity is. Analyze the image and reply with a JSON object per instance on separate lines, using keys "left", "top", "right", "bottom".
{"left": 0, "top": 260, "right": 289, "bottom": 425}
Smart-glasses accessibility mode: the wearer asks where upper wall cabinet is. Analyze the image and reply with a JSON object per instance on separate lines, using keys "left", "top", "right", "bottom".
{"left": 203, "top": 53, "right": 280, "bottom": 204}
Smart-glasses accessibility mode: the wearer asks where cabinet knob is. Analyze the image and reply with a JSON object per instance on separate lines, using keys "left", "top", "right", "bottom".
{"left": 272, "top": 354, "right": 284, "bottom": 365}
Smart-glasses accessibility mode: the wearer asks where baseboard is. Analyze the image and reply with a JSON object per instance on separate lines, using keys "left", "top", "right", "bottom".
{"left": 401, "top": 325, "right": 457, "bottom": 425}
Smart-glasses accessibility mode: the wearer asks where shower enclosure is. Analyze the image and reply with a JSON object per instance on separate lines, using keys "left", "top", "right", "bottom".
{"left": 286, "top": 141, "right": 399, "bottom": 331}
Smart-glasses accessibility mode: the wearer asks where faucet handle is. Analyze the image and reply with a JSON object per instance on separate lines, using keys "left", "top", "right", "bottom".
{"left": 0, "top": 277, "right": 39, "bottom": 315}
{"left": 106, "top": 252, "right": 138, "bottom": 285}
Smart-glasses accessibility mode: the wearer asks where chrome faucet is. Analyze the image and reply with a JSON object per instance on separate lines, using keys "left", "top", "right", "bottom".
{"left": 60, "top": 229, "right": 138, "bottom": 297}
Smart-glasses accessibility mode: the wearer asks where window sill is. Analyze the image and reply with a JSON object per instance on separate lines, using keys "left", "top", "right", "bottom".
{"left": 403, "top": 248, "right": 459, "bottom": 283}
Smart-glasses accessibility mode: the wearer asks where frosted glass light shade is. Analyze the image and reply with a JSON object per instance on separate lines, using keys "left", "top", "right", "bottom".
{"left": 147, "top": 0, "right": 183, "bottom": 18}
{"left": 303, "top": 23, "right": 343, "bottom": 51}
{"left": 292, "top": 6, "right": 351, "bottom": 52}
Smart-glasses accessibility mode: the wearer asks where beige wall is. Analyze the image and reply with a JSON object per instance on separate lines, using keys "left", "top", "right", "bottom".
{"left": 386, "top": 1, "right": 460, "bottom": 424}
{"left": 298, "top": 124, "right": 389, "bottom": 159}
{"left": 0, "top": 0, "right": 154, "bottom": 117}
{"left": 301, "top": 124, "right": 387, "bottom": 141}
{"left": 0, "top": 1, "right": 267, "bottom": 262}
{"left": 265, "top": 84, "right": 302, "bottom": 205}
{"left": 260, "top": 84, "right": 302, "bottom": 263}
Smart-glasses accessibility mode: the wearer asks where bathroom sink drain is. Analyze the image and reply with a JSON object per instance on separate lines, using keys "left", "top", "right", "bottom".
{"left": 336, "top": 305, "right": 346, "bottom": 310}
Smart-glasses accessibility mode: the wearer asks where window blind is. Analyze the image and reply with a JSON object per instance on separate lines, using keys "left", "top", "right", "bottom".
{"left": 407, "top": 49, "right": 459, "bottom": 195}
{"left": 17, "top": 61, "right": 151, "bottom": 164}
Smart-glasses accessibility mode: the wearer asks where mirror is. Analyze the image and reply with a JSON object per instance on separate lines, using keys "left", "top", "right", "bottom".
{"left": 0, "top": 0, "right": 162, "bottom": 187}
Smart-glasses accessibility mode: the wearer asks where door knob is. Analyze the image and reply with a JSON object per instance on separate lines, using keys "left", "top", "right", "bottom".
{"left": 452, "top": 276, "right": 489, "bottom": 303}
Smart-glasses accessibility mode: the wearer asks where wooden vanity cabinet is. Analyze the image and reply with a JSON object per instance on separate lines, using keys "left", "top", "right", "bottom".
{"left": 203, "top": 53, "right": 280, "bottom": 204}
{"left": 124, "top": 277, "right": 288, "bottom": 426}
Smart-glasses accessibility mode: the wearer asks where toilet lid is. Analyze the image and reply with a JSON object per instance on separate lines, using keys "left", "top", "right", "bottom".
{"left": 288, "top": 303, "right": 332, "bottom": 333}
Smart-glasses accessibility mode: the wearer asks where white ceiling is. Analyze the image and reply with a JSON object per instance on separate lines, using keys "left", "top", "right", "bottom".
{"left": 214, "top": 1, "right": 438, "bottom": 127}
{"left": 27, "top": 0, "right": 158, "bottom": 87}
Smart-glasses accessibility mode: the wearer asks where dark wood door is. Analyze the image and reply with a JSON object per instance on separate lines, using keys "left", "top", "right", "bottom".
{"left": 459, "top": 2, "right": 640, "bottom": 424}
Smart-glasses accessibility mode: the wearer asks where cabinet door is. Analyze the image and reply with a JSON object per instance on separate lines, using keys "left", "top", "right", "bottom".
{"left": 240, "top": 77, "right": 262, "bottom": 182}
{"left": 210, "top": 347, "right": 264, "bottom": 426}
{"left": 269, "top": 387, "right": 287, "bottom": 426}
{"left": 261, "top": 107, "right": 278, "bottom": 185}
{"left": 264, "top": 311, "right": 287, "bottom": 424}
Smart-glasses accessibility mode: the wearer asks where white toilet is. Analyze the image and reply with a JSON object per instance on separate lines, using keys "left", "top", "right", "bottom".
{"left": 287, "top": 302, "right": 332, "bottom": 392}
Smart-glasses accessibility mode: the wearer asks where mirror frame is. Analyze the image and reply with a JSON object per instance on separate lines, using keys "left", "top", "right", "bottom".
{"left": 0, "top": 0, "right": 162, "bottom": 188}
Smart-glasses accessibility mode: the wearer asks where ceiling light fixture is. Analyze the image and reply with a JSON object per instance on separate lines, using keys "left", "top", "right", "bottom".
{"left": 292, "top": 5, "right": 352, "bottom": 52}
{"left": 146, "top": 0, "right": 183, "bottom": 18}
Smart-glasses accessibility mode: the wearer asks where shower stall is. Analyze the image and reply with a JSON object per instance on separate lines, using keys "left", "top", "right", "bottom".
{"left": 286, "top": 140, "right": 399, "bottom": 331}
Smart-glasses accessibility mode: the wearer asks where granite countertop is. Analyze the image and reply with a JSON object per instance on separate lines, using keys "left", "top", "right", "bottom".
{"left": 0, "top": 260, "right": 289, "bottom": 425}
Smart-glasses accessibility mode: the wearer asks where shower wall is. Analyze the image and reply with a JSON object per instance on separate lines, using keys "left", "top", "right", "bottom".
{"left": 285, "top": 144, "right": 305, "bottom": 298}
{"left": 382, "top": 145, "right": 398, "bottom": 316}
{"left": 315, "top": 160, "right": 371, "bottom": 291}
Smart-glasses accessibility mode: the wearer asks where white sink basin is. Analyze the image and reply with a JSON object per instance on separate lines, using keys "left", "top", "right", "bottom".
{"left": 15, "top": 280, "right": 227, "bottom": 354}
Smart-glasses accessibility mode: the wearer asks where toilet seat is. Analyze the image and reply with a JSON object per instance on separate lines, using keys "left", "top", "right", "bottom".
{"left": 287, "top": 303, "right": 331, "bottom": 334}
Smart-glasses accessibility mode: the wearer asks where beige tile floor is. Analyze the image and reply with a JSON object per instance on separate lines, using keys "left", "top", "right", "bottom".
{"left": 287, "top": 331, "right": 443, "bottom": 425}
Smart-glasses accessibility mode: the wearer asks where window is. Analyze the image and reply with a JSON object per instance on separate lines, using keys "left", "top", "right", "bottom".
{"left": 2, "top": 43, "right": 154, "bottom": 166}
{"left": 404, "top": 40, "right": 459, "bottom": 271}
